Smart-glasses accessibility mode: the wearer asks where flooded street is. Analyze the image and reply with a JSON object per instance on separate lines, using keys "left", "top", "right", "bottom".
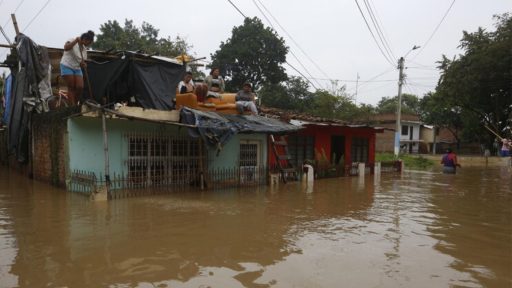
{"left": 0, "top": 165, "right": 510, "bottom": 288}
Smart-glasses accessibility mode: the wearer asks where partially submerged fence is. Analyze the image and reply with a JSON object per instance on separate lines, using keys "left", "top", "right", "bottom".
{"left": 69, "top": 161, "right": 403, "bottom": 199}
{"left": 70, "top": 166, "right": 269, "bottom": 199}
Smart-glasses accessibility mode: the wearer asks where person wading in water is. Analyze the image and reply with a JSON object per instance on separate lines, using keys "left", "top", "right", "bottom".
{"left": 441, "top": 148, "right": 461, "bottom": 174}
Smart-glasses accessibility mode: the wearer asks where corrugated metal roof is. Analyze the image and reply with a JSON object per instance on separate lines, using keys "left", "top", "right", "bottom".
{"left": 289, "top": 119, "right": 387, "bottom": 131}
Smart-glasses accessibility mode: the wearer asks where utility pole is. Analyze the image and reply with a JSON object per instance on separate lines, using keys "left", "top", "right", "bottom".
{"left": 355, "top": 72, "right": 359, "bottom": 103}
{"left": 394, "top": 57, "right": 405, "bottom": 157}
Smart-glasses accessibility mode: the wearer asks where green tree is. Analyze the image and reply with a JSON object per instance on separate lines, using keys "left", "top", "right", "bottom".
{"left": 419, "top": 91, "right": 464, "bottom": 146}
{"left": 260, "top": 76, "right": 313, "bottom": 111}
{"left": 376, "top": 93, "right": 420, "bottom": 114}
{"left": 434, "top": 13, "right": 512, "bottom": 140}
{"left": 210, "top": 17, "right": 288, "bottom": 91}
{"left": 93, "top": 19, "right": 191, "bottom": 57}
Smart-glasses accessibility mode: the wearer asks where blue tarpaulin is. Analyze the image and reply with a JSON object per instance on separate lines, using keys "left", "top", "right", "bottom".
{"left": 180, "top": 107, "right": 301, "bottom": 155}
{"left": 2, "top": 74, "right": 13, "bottom": 125}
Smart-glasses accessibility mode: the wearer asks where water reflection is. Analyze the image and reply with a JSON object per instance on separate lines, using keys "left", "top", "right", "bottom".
{"left": 0, "top": 165, "right": 510, "bottom": 287}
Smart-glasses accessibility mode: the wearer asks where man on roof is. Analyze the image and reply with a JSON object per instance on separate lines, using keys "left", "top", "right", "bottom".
{"left": 235, "top": 82, "right": 258, "bottom": 115}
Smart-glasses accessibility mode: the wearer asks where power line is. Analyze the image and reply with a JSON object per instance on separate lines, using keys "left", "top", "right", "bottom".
{"left": 224, "top": 0, "right": 319, "bottom": 90}
{"left": 252, "top": 0, "right": 323, "bottom": 89}
{"left": 256, "top": 0, "right": 331, "bottom": 80}
{"left": 0, "top": 24, "right": 11, "bottom": 44}
{"left": 354, "top": 0, "right": 395, "bottom": 67}
{"left": 285, "top": 62, "right": 319, "bottom": 90}
{"left": 308, "top": 77, "right": 397, "bottom": 83}
{"left": 226, "top": 0, "right": 247, "bottom": 18}
{"left": 23, "top": 0, "right": 52, "bottom": 32}
{"left": 345, "top": 67, "right": 395, "bottom": 93}
{"left": 411, "top": 0, "right": 456, "bottom": 60}
{"left": 2, "top": 0, "right": 26, "bottom": 29}
{"left": 362, "top": 0, "right": 396, "bottom": 62}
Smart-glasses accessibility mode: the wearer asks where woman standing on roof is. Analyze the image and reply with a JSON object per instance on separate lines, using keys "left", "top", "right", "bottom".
{"left": 60, "top": 30, "right": 95, "bottom": 105}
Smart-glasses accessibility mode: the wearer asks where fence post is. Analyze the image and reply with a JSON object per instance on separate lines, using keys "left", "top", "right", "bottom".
{"left": 374, "top": 162, "right": 381, "bottom": 177}
{"left": 358, "top": 162, "right": 365, "bottom": 177}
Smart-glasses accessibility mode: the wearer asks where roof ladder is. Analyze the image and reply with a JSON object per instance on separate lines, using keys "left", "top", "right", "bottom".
{"left": 270, "top": 134, "right": 298, "bottom": 183}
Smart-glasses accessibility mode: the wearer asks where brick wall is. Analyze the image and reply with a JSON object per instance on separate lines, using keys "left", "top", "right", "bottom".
{"left": 31, "top": 109, "right": 74, "bottom": 187}
{"left": 375, "top": 123, "right": 395, "bottom": 153}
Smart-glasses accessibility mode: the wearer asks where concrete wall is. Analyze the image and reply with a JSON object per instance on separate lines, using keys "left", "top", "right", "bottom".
{"left": 207, "top": 133, "right": 268, "bottom": 170}
{"left": 67, "top": 117, "right": 187, "bottom": 177}
{"left": 69, "top": 117, "right": 268, "bottom": 175}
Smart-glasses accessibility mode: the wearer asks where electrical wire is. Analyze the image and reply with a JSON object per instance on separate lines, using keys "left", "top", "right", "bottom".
{"left": 2, "top": 0, "right": 26, "bottom": 29}
{"left": 252, "top": 0, "right": 322, "bottom": 89}
{"left": 411, "top": 0, "right": 456, "bottom": 60}
{"left": 256, "top": 0, "right": 331, "bottom": 80}
{"left": 354, "top": 0, "right": 395, "bottom": 67}
{"left": 226, "top": 0, "right": 247, "bottom": 18}
{"left": 345, "top": 68, "right": 395, "bottom": 95}
{"left": 0, "top": 24, "right": 11, "bottom": 45}
{"left": 285, "top": 62, "right": 319, "bottom": 90}
{"left": 23, "top": 0, "right": 52, "bottom": 32}
{"left": 309, "top": 77, "right": 397, "bottom": 83}
{"left": 362, "top": 0, "right": 396, "bottom": 62}
{"left": 225, "top": 0, "right": 320, "bottom": 90}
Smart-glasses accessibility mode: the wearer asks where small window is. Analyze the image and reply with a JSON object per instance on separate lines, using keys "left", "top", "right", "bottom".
{"left": 435, "top": 127, "right": 440, "bottom": 136}
{"left": 351, "top": 137, "right": 369, "bottom": 163}
{"left": 401, "top": 125, "right": 408, "bottom": 135}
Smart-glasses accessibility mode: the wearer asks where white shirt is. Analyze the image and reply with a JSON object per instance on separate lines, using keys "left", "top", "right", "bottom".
{"left": 178, "top": 80, "right": 195, "bottom": 93}
{"left": 60, "top": 38, "right": 87, "bottom": 69}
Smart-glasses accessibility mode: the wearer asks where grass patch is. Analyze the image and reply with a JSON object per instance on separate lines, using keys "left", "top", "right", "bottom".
{"left": 376, "top": 153, "right": 435, "bottom": 169}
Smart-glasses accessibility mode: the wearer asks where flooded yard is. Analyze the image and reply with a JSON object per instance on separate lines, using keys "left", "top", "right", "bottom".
{"left": 0, "top": 165, "right": 510, "bottom": 287}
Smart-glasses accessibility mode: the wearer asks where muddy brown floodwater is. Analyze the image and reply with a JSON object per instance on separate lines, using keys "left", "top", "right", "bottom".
{"left": 0, "top": 165, "right": 511, "bottom": 288}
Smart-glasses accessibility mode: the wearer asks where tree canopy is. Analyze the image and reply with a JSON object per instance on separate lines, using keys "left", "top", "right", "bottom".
{"left": 376, "top": 93, "right": 420, "bottom": 115}
{"left": 260, "top": 76, "right": 313, "bottom": 111}
{"left": 210, "top": 17, "right": 288, "bottom": 91}
{"left": 430, "top": 13, "right": 512, "bottom": 141}
{"left": 93, "top": 19, "right": 191, "bottom": 57}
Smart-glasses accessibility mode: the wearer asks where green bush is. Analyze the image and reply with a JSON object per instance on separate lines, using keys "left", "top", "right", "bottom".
{"left": 376, "top": 153, "right": 435, "bottom": 169}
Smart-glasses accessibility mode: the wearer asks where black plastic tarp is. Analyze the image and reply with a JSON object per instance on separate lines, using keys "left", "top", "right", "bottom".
{"left": 84, "top": 54, "right": 185, "bottom": 110}
{"left": 180, "top": 107, "right": 301, "bottom": 154}
{"left": 7, "top": 34, "right": 50, "bottom": 162}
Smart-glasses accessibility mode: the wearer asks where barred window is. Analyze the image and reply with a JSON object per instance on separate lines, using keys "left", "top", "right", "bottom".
{"left": 126, "top": 133, "right": 203, "bottom": 185}
{"left": 288, "top": 135, "right": 315, "bottom": 167}
{"left": 239, "top": 141, "right": 261, "bottom": 184}
{"left": 240, "top": 143, "right": 258, "bottom": 167}
{"left": 351, "top": 137, "right": 369, "bottom": 163}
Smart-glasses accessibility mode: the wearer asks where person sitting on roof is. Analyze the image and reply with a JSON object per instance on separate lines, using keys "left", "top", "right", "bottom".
{"left": 60, "top": 30, "right": 95, "bottom": 106}
{"left": 204, "top": 67, "right": 225, "bottom": 98}
{"left": 178, "top": 71, "right": 195, "bottom": 94}
{"left": 235, "top": 82, "right": 258, "bottom": 115}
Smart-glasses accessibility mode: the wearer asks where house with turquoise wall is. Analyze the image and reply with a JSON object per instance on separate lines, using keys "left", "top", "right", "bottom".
{"left": 66, "top": 106, "right": 298, "bottom": 194}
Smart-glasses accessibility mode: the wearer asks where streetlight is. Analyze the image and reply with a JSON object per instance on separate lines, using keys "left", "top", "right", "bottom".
{"left": 394, "top": 45, "right": 420, "bottom": 157}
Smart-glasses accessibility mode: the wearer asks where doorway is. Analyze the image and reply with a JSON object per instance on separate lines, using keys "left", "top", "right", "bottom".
{"left": 330, "top": 135, "right": 345, "bottom": 165}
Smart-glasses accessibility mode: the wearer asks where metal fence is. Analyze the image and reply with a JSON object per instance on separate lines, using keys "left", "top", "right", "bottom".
{"left": 69, "top": 161, "right": 403, "bottom": 199}
{"left": 69, "top": 170, "right": 97, "bottom": 196}
{"left": 70, "top": 166, "right": 270, "bottom": 199}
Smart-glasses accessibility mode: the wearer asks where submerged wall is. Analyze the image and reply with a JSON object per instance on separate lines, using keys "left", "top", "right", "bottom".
{"left": 67, "top": 116, "right": 188, "bottom": 177}
{"left": 207, "top": 133, "right": 268, "bottom": 170}
{"left": 32, "top": 109, "right": 75, "bottom": 187}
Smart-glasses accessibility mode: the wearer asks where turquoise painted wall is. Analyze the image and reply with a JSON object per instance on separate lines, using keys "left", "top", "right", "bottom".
{"left": 68, "top": 117, "right": 268, "bottom": 175}
{"left": 207, "top": 133, "right": 268, "bottom": 170}
{"left": 67, "top": 117, "right": 185, "bottom": 176}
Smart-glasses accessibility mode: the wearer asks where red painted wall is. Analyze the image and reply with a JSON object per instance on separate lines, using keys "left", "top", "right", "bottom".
{"left": 268, "top": 125, "right": 379, "bottom": 169}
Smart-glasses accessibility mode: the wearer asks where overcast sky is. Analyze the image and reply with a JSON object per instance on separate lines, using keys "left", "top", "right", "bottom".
{"left": 0, "top": 0, "right": 510, "bottom": 105}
